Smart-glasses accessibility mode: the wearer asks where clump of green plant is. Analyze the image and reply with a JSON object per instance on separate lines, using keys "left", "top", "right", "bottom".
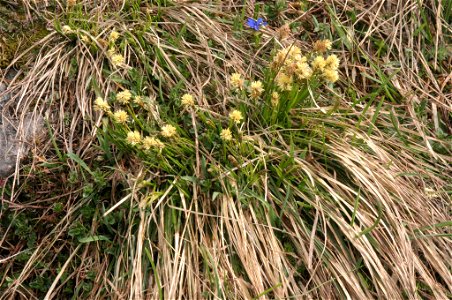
{"left": 93, "top": 38, "right": 341, "bottom": 172}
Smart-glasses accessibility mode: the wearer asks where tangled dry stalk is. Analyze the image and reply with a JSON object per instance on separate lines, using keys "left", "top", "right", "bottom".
{"left": 0, "top": 0, "right": 450, "bottom": 299}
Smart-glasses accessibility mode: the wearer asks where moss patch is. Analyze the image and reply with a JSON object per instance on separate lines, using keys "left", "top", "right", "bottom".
{"left": 0, "top": 4, "right": 48, "bottom": 68}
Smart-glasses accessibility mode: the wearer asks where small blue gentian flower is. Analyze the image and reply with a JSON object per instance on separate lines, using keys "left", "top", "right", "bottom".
{"left": 246, "top": 17, "right": 268, "bottom": 31}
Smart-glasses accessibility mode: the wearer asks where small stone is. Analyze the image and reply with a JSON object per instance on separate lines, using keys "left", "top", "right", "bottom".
{"left": 0, "top": 69, "right": 44, "bottom": 178}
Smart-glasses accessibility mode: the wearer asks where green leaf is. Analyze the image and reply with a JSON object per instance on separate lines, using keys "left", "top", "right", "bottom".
{"left": 78, "top": 235, "right": 111, "bottom": 244}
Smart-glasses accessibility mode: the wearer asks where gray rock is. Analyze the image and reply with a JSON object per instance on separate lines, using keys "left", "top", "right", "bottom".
{"left": 0, "top": 69, "right": 44, "bottom": 178}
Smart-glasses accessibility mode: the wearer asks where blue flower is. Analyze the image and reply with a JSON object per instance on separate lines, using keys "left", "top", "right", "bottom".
{"left": 246, "top": 17, "right": 268, "bottom": 31}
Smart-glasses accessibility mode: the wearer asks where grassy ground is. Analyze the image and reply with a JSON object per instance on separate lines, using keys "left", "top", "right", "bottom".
{"left": 0, "top": 0, "right": 450, "bottom": 299}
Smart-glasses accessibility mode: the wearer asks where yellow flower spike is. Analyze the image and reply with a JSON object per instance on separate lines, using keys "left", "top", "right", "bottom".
{"left": 161, "top": 124, "right": 177, "bottom": 138}
{"left": 249, "top": 81, "right": 264, "bottom": 99}
{"left": 325, "top": 54, "right": 340, "bottom": 70}
{"left": 62, "top": 25, "right": 72, "bottom": 34}
{"left": 109, "top": 30, "right": 120, "bottom": 43}
{"left": 113, "top": 110, "right": 128, "bottom": 124}
{"left": 283, "top": 61, "right": 297, "bottom": 76}
{"left": 288, "top": 45, "right": 302, "bottom": 59}
{"left": 181, "top": 93, "right": 195, "bottom": 107}
{"left": 230, "top": 73, "right": 244, "bottom": 90}
{"left": 80, "top": 35, "right": 90, "bottom": 43}
{"left": 271, "top": 92, "right": 280, "bottom": 107}
{"left": 272, "top": 50, "right": 287, "bottom": 67}
{"left": 313, "top": 39, "right": 332, "bottom": 53}
{"left": 107, "top": 48, "right": 116, "bottom": 57}
{"left": 110, "top": 53, "right": 125, "bottom": 67}
{"left": 94, "top": 97, "right": 111, "bottom": 113}
{"left": 116, "top": 90, "right": 132, "bottom": 104}
{"left": 143, "top": 136, "right": 165, "bottom": 150}
{"left": 220, "top": 128, "right": 232, "bottom": 141}
{"left": 133, "top": 95, "right": 144, "bottom": 106}
{"left": 229, "top": 110, "right": 243, "bottom": 124}
{"left": 275, "top": 73, "right": 293, "bottom": 91}
{"left": 323, "top": 69, "right": 339, "bottom": 83}
{"left": 295, "top": 62, "right": 313, "bottom": 80}
{"left": 126, "top": 131, "right": 142, "bottom": 145}
{"left": 311, "top": 56, "right": 326, "bottom": 71}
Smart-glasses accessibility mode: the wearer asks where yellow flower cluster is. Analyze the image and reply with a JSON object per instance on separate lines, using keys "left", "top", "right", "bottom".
{"left": 62, "top": 25, "right": 72, "bottom": 34}
{"left": 143, "top": 136, "right": 165, "bottom": 150}
{"left": 113, "top": 110, "right": 128, "bottom": 124}
{"left": 220, "top": 128, "right": 232, "bottom": 141}
{"left": 229, "top": 110, "right": 243, "bottom": 124}
{"left": 116, "top": 90, "right": 132, "bottom": 104}
{"left": 275, "top": 73, "right": 293, "bottom": 91}
{"left": 249, "top": 81, "right": 264, "bottom": 99}
{"left": 272, "top": 45, "right": 313, "bottom": 90}
{"left": 94, "top": 97, "right": 111, "bottom": 113}
{"left": 181, "top": 93, "right": 195, "bottom": 107}
{"left": 94, "top": 91, "right": 167, "bottom": 152}
{"left": 134, "top": 95, "right": 144, "bottom": 106}
{"left": 318, "top": 54, "right": 340, "bottom": 83}
{"left": 271, "top": 92, "right": 280, "bottom": 107}
{"left": 109, "top": 30, "right": 120, "bottom": 43}
{"left": 230, "top": 73, "right": 244, "bottom": 90}
{"left": 311, "top": 56, "right": 326, "bottom": 71}
{"left": 126, "top": 131, "right": 142, "bottom": 145}
{"left": 272, "top": 43, "right": 340, "bottom": 88}
{"left": 125, "top": 131, "right": 165, "bottom": 151}
{"left": 313, "top": 39, "right": 332, "bottom": 53}
{"left": 107, "top": 48, "right": 125, "bottom": 67}
{"left": 111, "top": 53, "right": 125, "bottom": 67}
{"left": 80, "top": 35, "right": 90, "bottom": 43}
{"left": 161, "top": 124, "right": 177, "bottom": 138}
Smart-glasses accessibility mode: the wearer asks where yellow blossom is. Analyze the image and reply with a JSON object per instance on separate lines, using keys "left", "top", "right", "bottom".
{"left": 229, "top": 110, "right": 243, "bottom": 124}
{"left": 311, "top": 56, "right": 326, "bottom": 71}
{"left": 276, "top": 73, "right": 293, "bottom": 91}
{"left": 325, "top": 54, "right": 340, "bottom": 70}
{"left": 126, "top": 131, "right": 142, "bottom": 145}
{"left": 220, "top": 128, "right": 232, "bottom": 141}
{"left": 62, "top": 25, "right": 72, "bottom": 34}
{"left": 107, "top": 48, "right": 116, "bottom": 57}
{"left": 142, "top": 136, "right": 165, "bottom": 150}
{"left": 111, "top": 53, "right": 125, "bottom": 67}
{"left": 109, "top": 30, "right": 120, "bottom": 43}
{"left": 298, "top": 56, "right": 308, "bottom": 63}
{"left": 181, "top": 93, "right": 195, "bottom": 107}
{"left": 94, "top": 97, "right": 111, "bottom": 113}
{"left": 80, "top": 35, "right": 90, "bottom": 43}
{"left": 116, "top": 90, "right": 132, "bottom": 104}
{"left": 249, "top": 81, "right": 264, "bottom": 99}
{"left": 287, "top": 45, "right": 302, "bottom": 58}
{"left": 161, "top": 124, "right": 177, "bottom": 138}
{"left": 67, "top": 0, "right": 76, "bottom": 6}
{"left": 313, "top": 39, "right": 332, "bottom": 53}
{"left": 230, "top": 73, "right": 244, "bottom": 90}
{"left": 113, "top": 110, "right": 128, "bottom": 124}
{"left": 271, "top": 92, "right": 280, "bottom": 107}
{"left": 133, "top": 95, "right": 144, "bottom": 106}
{"left": 323, "top": 69, "right": 339, "bottom": 83}
{"left": 272, "top": 50, "right": 287, "bottom": 67}
{"left": 273, "top": 46, "right": 302, "bottom": 68}
{"left": 295, "top": 62, "right": 313, "bottom": 80}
